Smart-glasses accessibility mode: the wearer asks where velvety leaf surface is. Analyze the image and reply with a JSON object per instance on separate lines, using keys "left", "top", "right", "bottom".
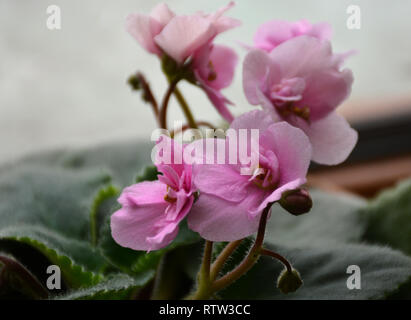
{"left": 220, "top": 243, "right": 411, "bottom": 300}
{"left": 361, "top": 179, "right": 411, "bottom": 256}
{"left": 1, "top": 140, "right": 154, "bottom": 187}
{"left": 266, "top": 189, "right": 366, "bottom": 247}
{"left": 0, "top": 165, "right": 113, "bottom": 288}
{"left": 56, "top": 272, "right": 154, "bottom": 300}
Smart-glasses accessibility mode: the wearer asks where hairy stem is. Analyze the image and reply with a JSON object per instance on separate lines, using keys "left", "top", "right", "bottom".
{"left": 210, "top": 239, "right": 243, "bottom": 281}
{"left": 260, "top": 248, "right": 292, "bottom": 272}
{"left": 187, "top": 240, "right": 213, "bottom": 300}
{"left": 211, "top": 204, "right": 272, "bottom": 292}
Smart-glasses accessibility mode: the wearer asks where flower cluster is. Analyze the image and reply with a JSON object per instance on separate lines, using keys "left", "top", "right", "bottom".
{"left": 111, "top": 2, "right": 358, "bottom": 282}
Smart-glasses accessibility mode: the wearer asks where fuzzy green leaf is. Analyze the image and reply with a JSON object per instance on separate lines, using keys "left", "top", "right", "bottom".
{"left": 56, "top": 272, "right": 154, "bottom": 300}
{"left": 361, "top": 179, "right": 411, "bottom": 256}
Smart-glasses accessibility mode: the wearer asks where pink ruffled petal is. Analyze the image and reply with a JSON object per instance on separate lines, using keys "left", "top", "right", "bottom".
{"left": 193, "top": 163, "right": 250, "bottom": 203}
{"left": 150, "top": 3, "right": 175, "bottom": 27}
{"left": 188, "top": 194, "right": 261, "bottom": 241}
{"left": 118, "top": 181, "right": 167, "bottom": 207}
{"left": 299, "top": 68, "right": 353, "bottom": 121}
{"left": 154, "top": 15, "right": 214, "bottom": 63}
{"left": 242, "top": 49, "right": 276, "bottom": 104}
{"left": 204, "top": 45, "right": 238, "bottom": 90}
{"left": 255, "top": 88, "right": 282, "bottom": 122}
{"left": 111, "top": 202, "right": 171, "bottom": 251}
{"left": 253, "top": 20, "right": 296, "bottom": 52}
{"left": 230, "top": 109, "right": 273, "bottom": 132}
{"left": 300, "top": 112, "right": 358, "bottom": 165}
{"left": 154, "top": 135, "right": 185, "bottom": 180}
{"left": 260, "top": 122, "right": 312, "bottom": 184}
{"left": 253, "top": 19, "right": 332, "bottom": 52}
{"left": 269, "top": 36, "right": 334, "bottom": 79}
{"left": 126, "top": 13, "right": 162, "bottom": 55}
{"left": 146, "top": 221, "right": 180, "bottom": 250}
{"left": 207, "top": 1, "right": 241, "bottom": 34}
{"left": 255, "top": 178, "right": 306, "bottom": 213}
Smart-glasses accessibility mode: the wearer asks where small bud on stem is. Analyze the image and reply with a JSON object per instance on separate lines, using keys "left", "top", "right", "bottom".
{"left": 279, "top": 188, "right": 312, "bottom": 216}
{"left": 277, "top": 268, "right": 303, "bottom": 294}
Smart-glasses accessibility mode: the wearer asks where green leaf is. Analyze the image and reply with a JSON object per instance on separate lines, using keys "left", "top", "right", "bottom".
{"left": 90, "top": 184, "right": 120, "bottom": 247}
{"left": 0, "top": 226, "right": 103, "bottom": 288}
{"left": 220, "top": 243, "right": 411, "bottom": 300}
{"left": 361, "top": 179, "right": 411, "bottom": 256}
{"left": 136, "top": 165, "right": 158, "bottom": 183}
{"left": 0, "top": 165, "right": 112, "bottom": 289}
{"left": 4, "top": 140, "right": 154, "bottom": 187}
{"left": 56, "top": 272, "right": 154, "bottom": 300}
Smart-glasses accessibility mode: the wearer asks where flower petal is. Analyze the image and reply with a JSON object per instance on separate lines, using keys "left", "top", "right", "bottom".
{"left": 154, "top": 15, "right": 214, "bottom": 63}
{"left": 154, "top": 135, "right": 185, "bottom": 181}
{"left": 193, "top": 163, "right": 250, "bottom": 202}
{"left": 111, "top": 202, "right": 172, "bottom": 251}
{"left": 188, "top": 194, "right": 261, "bottom": 241}
{"left": 300, "top": 67, "right": 353, "bottom": 121}
{"left": 260, "top": 122, "right": 312, "bottom": 184}
{"left": 206, "top": 45, "right": 238, "bottom": 90}
{"left": 206, "top": 1, "right": 241, "bottom": 33}
{"left": 230, "top": 109, "right": 273, "bottom": 132}
{"left": 200, "top": 83, "right": 235, "bottom": 123}
{"left": 243, "top": 49, "right": 274, "bottom": 104}
{"left": 255, "top": 178, "right": 306, "bottom": 213}
{"left": 150, "top": 3, "right": 175, "bottom": 27}
{"left": 118, "top": 180, "right": 167, "bottom": 207}
{"left": 126, "top": 13, "right": 161, "bottom": 55}
{"left": 301, "top": 112, "right": 358, "bottom": 165}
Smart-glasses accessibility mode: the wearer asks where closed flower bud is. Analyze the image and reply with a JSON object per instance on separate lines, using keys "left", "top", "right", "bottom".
{"left": 277, "top": 268, "right": 303, "bottom": 294}
{"left": 279, "top": 188, "right": 312, "bottom": 216}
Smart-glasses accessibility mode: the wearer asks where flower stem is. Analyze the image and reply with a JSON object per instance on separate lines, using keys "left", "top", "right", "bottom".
{"left": 129, "top": 72, "right": 160, "bottom": 127}
{"left": 210, "top": 239, "right": 243, "bottom": 281}
{"left": 170, "top": 121, "right": 215, "bottom": 138}
{"left": 159, "top": 79, "right": 179, "bottom": 130}
{"left": 260, "top": 248, "right": 292, "bottom": 272}
{"left": 173, "top": 87, "right": 198, "bottom": 129}
{"left": 211, "top": 204, "right": 273, "bottom": 293}
{"left": 187, "top": 240, "right": 213, "bottom": 300}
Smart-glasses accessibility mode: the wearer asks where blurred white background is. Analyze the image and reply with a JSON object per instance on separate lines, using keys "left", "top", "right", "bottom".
{"left": 1, "top": 0, "right": 411, "bottom": 164}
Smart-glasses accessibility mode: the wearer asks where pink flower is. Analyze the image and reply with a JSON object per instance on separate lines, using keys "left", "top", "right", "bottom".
{"left": 192, "top": 44, "right": 238, "bottom": 122}
{"left": 126, "top": 3, "right": 175, "bottom": 56}
{"left": 126, "top": 2, "right": 240, "bottom": 123}
{"left": 127, "top": 2, "right": 240, "bottom": 63}
{"left": 253, "top": 19, "right": 332, "bottom": 52}
{"left": 187, "top": 110, "right": 312, "bottom": 241}
{"left": 243, "top": 36, "right": 357, "bottom": 165}
{"left": 111, "top": 136, "right": 195, "bottom": 251}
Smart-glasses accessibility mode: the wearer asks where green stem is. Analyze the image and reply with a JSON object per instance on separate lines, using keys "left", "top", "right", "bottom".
{"left": 187, "top": 240, "right": 213, "bottom": 300}
{"left": 173, "top": 87, "right": 198, "bottom": 129}
{"left": 210, "top": 239, "right": 243, "bottom": 281}
{"left": 186, "top": 204, "right": 274, "bottom": 300}
{"left": 211, "top": 204, "right": 272, "bottom": 292}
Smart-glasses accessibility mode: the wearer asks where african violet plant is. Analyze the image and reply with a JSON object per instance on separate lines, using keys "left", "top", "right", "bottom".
{"left": 111, "top": 1, "right": 357, "bottom": 299}
{"left": 1, "top": 2, "right": 411, "bottom": 300}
